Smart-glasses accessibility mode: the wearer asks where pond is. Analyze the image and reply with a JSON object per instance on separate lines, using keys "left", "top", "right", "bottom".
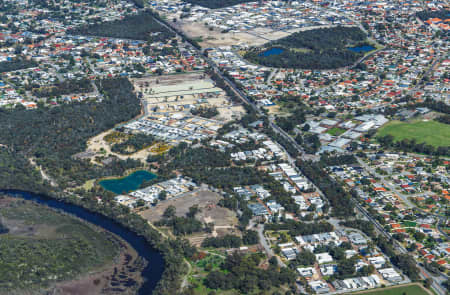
{"left": 259, "top": 47, "right": 285, "bottom": 57}
{"left": 99, "top": 170, "right": 156, "bottom": 195}
{"left": 347, "top": 45, "right": 375, "bottom": 53}
{"left": 0, "top": 189, "right": 164, "bottom": 295}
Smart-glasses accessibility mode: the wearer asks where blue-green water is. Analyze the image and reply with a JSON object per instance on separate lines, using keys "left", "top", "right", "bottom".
{"left": 347, "top": 45, "right": 375, "bottom": 53}
{"left": 260, "top": 47, "right": 285, "bottom": 57}
{"left": 99, "top": 170, "right": 156, "bottom": 194}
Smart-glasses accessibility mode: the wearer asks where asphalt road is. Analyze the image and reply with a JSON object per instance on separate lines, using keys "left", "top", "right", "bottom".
{"left": 356, "top": 157, "right": 449, "bottom": 239}
{"left": 351, "top": 187, "right": 448, "bottom": 295}
{"left": 253, "top": 222, "right": 287, "bottom": 268}
{"left": 153, "top": 17, "right": 449, "bottom": 294}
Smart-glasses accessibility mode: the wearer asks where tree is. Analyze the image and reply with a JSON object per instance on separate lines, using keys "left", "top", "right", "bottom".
{"left": 358, "top": 265, "right": 375, "bottom": 276}
{"left": 393, "top": 233, "right": 406, "bottom": 242}
{"left": 244, "top": 26, "right": 368, "bottom": 70}
{"left": 0, "top": 78, "right": 143, "bottom": 190}
{"left": 158, "top": 190, "right": 167, "bottom": 200}
{"left": 443, "top": 279, "right": 450, "bottom": 292}
{"left": 424, "top": 278, "right": 432, "bottom": 289}
{"left": 186, "top": 205, "right": 201, "bottom": 218}
{"left": 67, "top": 11, "right": 175, "bottom": 42}
{"left": 240, "top": 229, "right": 258, "bottom": 244}
{"left": 269, "top": 256, "right": 278, "bottom": 267}
{"left": 413, "top": 231, "right": 426, "bottom": 242}
{"left": 204, "top": 271, "right": 229, "bottom": 289}
{"left": 163, "top": 205, "right": 176, "bottom": 219}
{"left": 136, "top": 199, "right": 146, "bottom": 207}
{"left": 296, "top": 250, "right": 316, "bottom": 266}
{"left": 302, "top": 124, "right": 310, "bottom": 132}
{"left": 336, "top": 258, "right": 356, "bottom": 278}
{"left": 390, "top": 254, "right": 420, "bottom": 281}
{"left": 201, "top": 235, "right": 242, "bottom": 248}
{"left": 329, "top": 246, "right": 345, "bottom": 261}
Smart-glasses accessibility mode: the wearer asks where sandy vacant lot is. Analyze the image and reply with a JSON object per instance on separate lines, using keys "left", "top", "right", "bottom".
{"left": 176, "top": 20, "right": 355, "bottom": 49}
{"left": 177, "top": 21, "right": 269, "bottom": 47}
{"left": 133, "top": 73, "right": 244, "bottom": 121}
{"left": 140, "top": 189, "right": 239, "bottom": 245}
{"left": 83, "top": 129, "right": 162, "bottom": 165}
{"left": 140, "top": 189, "right": 237, "bottom": 226}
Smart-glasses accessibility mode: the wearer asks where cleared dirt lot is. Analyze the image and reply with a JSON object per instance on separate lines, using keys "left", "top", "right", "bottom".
{"left": 132, "top": 73, "right": 244, "bottom": 121}
{"left": 177, "top": 21, "right": 269, "bottom": 47}
{"left": 83, "top": 129, "right": 162, "bottom": 165}
{"left": 174, "top": 21, "right": 339, "bottom": 48}
{"left": 140, "top": 189, "right": 237, "bottom": 225}
{"left": 140, "top": 189, "right": 239, "bottom": 245}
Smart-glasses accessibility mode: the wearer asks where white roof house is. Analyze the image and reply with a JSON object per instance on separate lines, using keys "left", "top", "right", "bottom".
{"left": 315, "top": 253, "right": 333, "bottom": 264}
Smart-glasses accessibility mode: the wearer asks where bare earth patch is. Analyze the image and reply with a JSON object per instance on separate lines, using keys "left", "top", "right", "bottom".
{"left": 140, "top": 190, "right": 239, "bottom": 245}
{"left": 84, "top": 129, "right": 161, "bottom": 164}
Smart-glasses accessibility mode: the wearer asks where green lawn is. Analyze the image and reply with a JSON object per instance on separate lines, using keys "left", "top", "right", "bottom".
{"left": 377, "top": 120, "right": 450, "bottom": 147}
{"left": 327, "top": 127, "right": 346, "bottom": 136}
{"left": 402, "top": 221, "right": 417, "bottom": 227}
{"left": 349, "top": 284, "right": 429, "bottom": 295}
{"left": 195, "top": 255, "right": 224, "bottom": 269}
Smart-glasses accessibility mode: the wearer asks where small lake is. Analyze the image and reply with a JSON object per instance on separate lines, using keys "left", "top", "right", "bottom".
{"left": 0, "top": 189, "right": 164, "bottom": 295}
{"left": 100, "top": 170, "right": 156, "bottom": 195}
{"left": 347, "top": 45, "right": 375, "bottom": 53}
{"left": 259, "top": 47, "right": 285, "bottom": 57}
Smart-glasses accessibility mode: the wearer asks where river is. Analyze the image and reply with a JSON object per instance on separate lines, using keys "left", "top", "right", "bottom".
{"left": 0, "top": 189, "right": 164, "bottom": 295}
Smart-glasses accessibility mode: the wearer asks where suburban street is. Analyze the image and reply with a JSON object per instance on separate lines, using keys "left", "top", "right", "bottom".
{"left": 175, "top": 29, "right": 448, "bottom": 294}
{"left": 1, "top": 0, "right": 448, "bottom": 295}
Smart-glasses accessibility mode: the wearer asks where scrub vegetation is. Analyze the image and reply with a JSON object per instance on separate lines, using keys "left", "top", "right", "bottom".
{"left": 0, "top": 198, "right": 119, "bottom": 291}
{"left": 68, "top": 11, "right": 175, "bottom": 42}
{"left": 245, "top": 26, "right": 370, "bottom": 69}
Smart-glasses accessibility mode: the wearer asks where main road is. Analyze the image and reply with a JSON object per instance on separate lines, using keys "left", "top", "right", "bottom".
{"left": 352, "top": 199, "right": 448, "bottom": 295}
{"left": 348, "top": 177, "right": 448, "bottom": 295}
{"left": 196, "top": 39, "right": 449, "bottom": 295}
{"left": 155, "top": 16, "right": 447, "bottom": 294}
{"left": 153, "top": 13, "right": 312, "bottom": 161}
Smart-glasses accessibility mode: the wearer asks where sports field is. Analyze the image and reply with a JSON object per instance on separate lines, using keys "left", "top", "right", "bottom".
{"left": 349, "top": 284, "right": 429, "bottom": 295}
{"left": 377, "top": 120, "right": 450, "bottom": 147}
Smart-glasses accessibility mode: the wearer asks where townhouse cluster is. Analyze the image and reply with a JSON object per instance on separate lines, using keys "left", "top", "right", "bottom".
{"left": 301, "top": 114, "right": 388, "bottom": 154}
{"left": 125, "top": 112, "right": 224, "bottom": 144}
{"left": 242, "top": 160, "right": 323, "bottom": 218}
{"left": 276, "top": 229, "right": 404, "bottom": 294}
{"left": 114, "top": 176, "right": 198, "bottom": 207}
